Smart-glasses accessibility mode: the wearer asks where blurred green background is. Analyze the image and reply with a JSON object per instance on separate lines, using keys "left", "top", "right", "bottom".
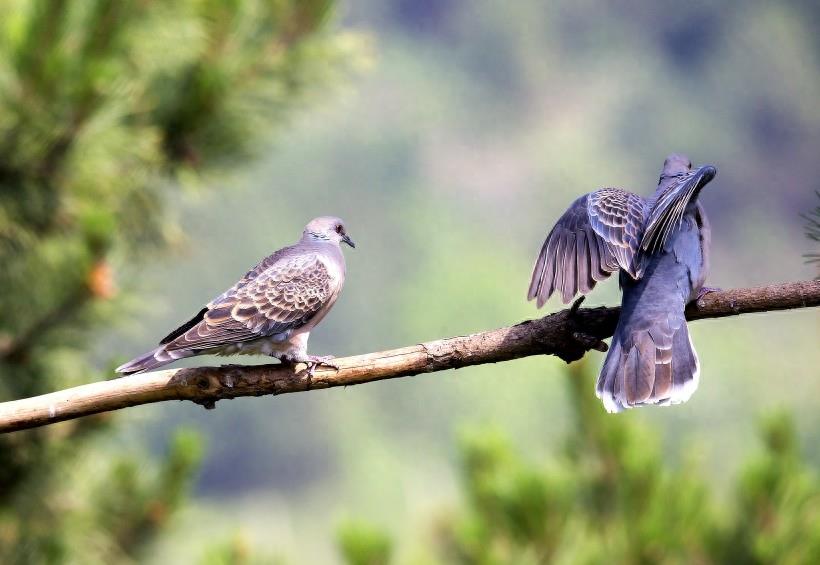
{"left": 1, "top": 0, "right": 819, "bottom": 563}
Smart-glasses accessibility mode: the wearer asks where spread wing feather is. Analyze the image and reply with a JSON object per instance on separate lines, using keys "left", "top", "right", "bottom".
{"left": 162, "top": 252, "right": 335, "bottom": 352}
{"left": 528, "top": 189, "right": 647, "bottom": 306}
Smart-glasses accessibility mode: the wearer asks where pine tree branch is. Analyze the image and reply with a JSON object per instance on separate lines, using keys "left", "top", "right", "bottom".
{"left": 0, "top": 280, "right": 817, "bottom": 433}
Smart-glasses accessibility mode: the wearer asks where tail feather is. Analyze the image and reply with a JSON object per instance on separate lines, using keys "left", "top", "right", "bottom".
{"left": 671, "top": 324, "right": 700, "bottom": 402}
{"left": 597, "top": 340, "right": 622, "bottom": 413}
{"left": 597, "top": 322, "right": 699, "bottom": 413}
{"left": 653, "top": 359, "right": 673, "bottom": 400}
{"left": 115, "top": 346, "right": 191, "bottom": 375}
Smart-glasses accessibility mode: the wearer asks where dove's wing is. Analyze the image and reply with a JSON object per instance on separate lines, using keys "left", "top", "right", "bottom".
{"left": 641, "top": 165, "right": 717, "bottom": 254}
{"left": 160, "top": 251, "right": 338, "bottom": 353}
{"left": 528, "top": 188, "right": 647, "bottom": 306}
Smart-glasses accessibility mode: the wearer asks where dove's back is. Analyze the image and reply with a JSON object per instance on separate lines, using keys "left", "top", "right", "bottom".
{"left": 596, "top": 204, "right": 708, "bottom": 412}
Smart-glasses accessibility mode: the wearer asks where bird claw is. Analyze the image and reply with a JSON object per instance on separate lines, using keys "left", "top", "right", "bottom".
{"left": 299, "top": 355, "right": 340, "bottom": 380}
{"left": 569, "top": 295, "right": 586, "bottom": 317}
{"left": 557, "top": 296, "right": 608, "bottom": 362}
{"left": 696, "top": 286, "right": 721, "bottom": 308}
{"left": 572, "top": 331, "right": 609, "bottom": 353}
{"left": 308, "top": 355, "right": 339, "bottom": 371}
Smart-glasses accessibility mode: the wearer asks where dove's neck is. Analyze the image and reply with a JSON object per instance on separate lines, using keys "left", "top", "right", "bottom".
{"left": 303, "top": 229, "right": 333, "bottom": 243}
{"left": 300, "top": 233, "right": 345, "bottom": 261}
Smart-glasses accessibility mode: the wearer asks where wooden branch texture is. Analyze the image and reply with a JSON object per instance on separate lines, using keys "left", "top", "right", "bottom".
{"left": 1, "top": 280, "right": 818, "bottom": 433}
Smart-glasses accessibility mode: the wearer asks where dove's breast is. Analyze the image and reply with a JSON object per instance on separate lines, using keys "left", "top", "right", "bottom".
{"left": 298, "top": 252, "right": 345, "bottom": 330}
{"left": 212, "top": 249, "right": 345, "bottom": 360}
{"left": 319, "top": 250, "right": 345, "bottom": 285}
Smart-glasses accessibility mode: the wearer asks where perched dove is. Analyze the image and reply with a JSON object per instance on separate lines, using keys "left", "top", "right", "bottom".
{"left": 117, "top": 216, "right": 354, "bottom": 375}
{"left": 528, "top": 155, "right": 716, "bottom": 412}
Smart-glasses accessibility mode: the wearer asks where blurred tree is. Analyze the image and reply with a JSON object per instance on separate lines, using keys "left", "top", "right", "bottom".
{"left": 339, "top": 361, "right": 820, "bottom": 564}
{"left": 805, "top": 191, "right": 820, "bottom": 276}
{"left": 0, "top": 0, "right": 363, "bottom": 562}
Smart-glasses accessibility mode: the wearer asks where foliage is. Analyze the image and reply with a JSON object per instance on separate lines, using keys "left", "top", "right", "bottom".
{"left": 337, "top": 520, "right": 393, "bottom": 565}
{"left": 724, "top": 413, "right": 820, "bottom": 564}
{"left": 0, "top": 429, "right": 203, "bottom": 564}
{"left": 339, "top": 361, "right": 820, "bottom": 564}
{"left": 0, "top": 0, "right": 360, "bottom": 562}
{"left": 200, "top": 533, "right": 284, "bottom": 565}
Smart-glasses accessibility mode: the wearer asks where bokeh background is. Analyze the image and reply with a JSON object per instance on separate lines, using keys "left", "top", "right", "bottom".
{"left": 1, "top": 1, "right": 819, "bottom": 563}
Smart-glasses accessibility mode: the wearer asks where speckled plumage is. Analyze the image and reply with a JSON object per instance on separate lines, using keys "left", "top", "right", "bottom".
{"left": 527, "top": 188, "right": 648, "bottom": 306}
{"left": 529, "top": 155, "right": 716, "bottom": 412}
{"left": 117, "top": 216, "right": 354, "bottom": 375}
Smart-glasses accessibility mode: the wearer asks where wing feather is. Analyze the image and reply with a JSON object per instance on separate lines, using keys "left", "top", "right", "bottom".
{"left": 163, "top": 253, "right": 336, "bottom": 352}
{"left": 576, "top": 231, "right": 593, "bottom": 295}
{"left": 540, "top": 236, "right": 558, "bottom": 300}
{"left": 561, "top": 233, "right": 577, "bottom": 303}
{"left": 529, "top": 189, "right": 647, "bottom": 306}
{"left": 587, "top": 232, "right": 607, "bottom": 282}
{"left": 641, "top": 166, "right": 716, "bottom": 254}
{"left": 553, "top": 235, "right": 567, "bottom": 305}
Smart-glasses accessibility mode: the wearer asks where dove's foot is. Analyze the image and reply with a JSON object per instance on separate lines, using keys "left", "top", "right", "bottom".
{"left": 305, "top": 355, "right": 339, "bottom": 375}
{"left": 568, "top": 298, "right": 608, "bottom": 355}
{"left": 556, "top": 296, "right": 609, "bottom": 363}
{"left": 695, "top": 286, "right": 722, "bottom": 308}
{"left": 301, "top": 356, "right": 338, "bottom": 388}
{"left": 279, "top": 355, "right": 339, "bottom": 389}
{"left": 281, "top": 354, "right": 339, "bottom": 381}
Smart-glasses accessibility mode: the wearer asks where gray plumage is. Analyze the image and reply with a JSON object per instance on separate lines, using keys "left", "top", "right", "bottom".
{"left": 528, "top": 154, "right": 716, "bottom": 412}
{"left": 117, "top": 216, "right": 354, "bottom": 375}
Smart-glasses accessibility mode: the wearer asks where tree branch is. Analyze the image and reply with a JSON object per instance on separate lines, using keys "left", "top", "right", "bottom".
{"left": 1, "top": 280, "right": 818, "bottom": 433}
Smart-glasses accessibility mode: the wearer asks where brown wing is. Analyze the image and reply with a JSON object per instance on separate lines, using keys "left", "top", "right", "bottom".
{"left": 157, "top": 247, "right": 293, "bottom": 346}
{"left": 162, "top": 253, "right": 335, "bottom": 352}
{"left": 528, "top": 188, "right": 647, "bottom": 307}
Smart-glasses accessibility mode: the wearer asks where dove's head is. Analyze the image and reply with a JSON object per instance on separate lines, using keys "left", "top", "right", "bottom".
{"left": 303, "top": 216, "right": 355, "bottom": 248}
{"left": 661, "top": 153, "right": 693, "bottom": 177}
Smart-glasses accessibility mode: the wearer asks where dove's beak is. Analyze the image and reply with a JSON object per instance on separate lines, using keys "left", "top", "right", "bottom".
{"left": 342, "top": 234, "right": 355, "bottom": 248}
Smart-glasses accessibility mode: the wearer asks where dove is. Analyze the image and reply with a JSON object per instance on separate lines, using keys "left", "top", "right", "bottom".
{"left": 116, "top": 216, "right": 354, "bottom": 375}
{"left": 528, "top": 155, "right": 716, "bottom": 412}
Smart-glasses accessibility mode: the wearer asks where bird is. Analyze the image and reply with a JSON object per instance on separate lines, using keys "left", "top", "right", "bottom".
{"left": 527, "top": 154, "right": 717, "bottom": 412}
{"left": 116, "top": 216, "right": 354, "bottom": 375}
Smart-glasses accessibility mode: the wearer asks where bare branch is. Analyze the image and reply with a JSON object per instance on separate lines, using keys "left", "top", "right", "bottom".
{"left": 1, "top": 280, "right": 818, "bottom": 433}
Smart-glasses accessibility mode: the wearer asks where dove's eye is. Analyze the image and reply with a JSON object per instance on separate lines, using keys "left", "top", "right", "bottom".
{"left": 335, "top": 225, "right": 344, "bottom": 234}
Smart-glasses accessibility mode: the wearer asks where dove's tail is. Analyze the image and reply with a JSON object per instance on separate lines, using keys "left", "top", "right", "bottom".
{"left": 596, "top": 319, "right": 699, "bottom": 413}
{"left": 115, "top": 346, "right": 192, "bottom": 375}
